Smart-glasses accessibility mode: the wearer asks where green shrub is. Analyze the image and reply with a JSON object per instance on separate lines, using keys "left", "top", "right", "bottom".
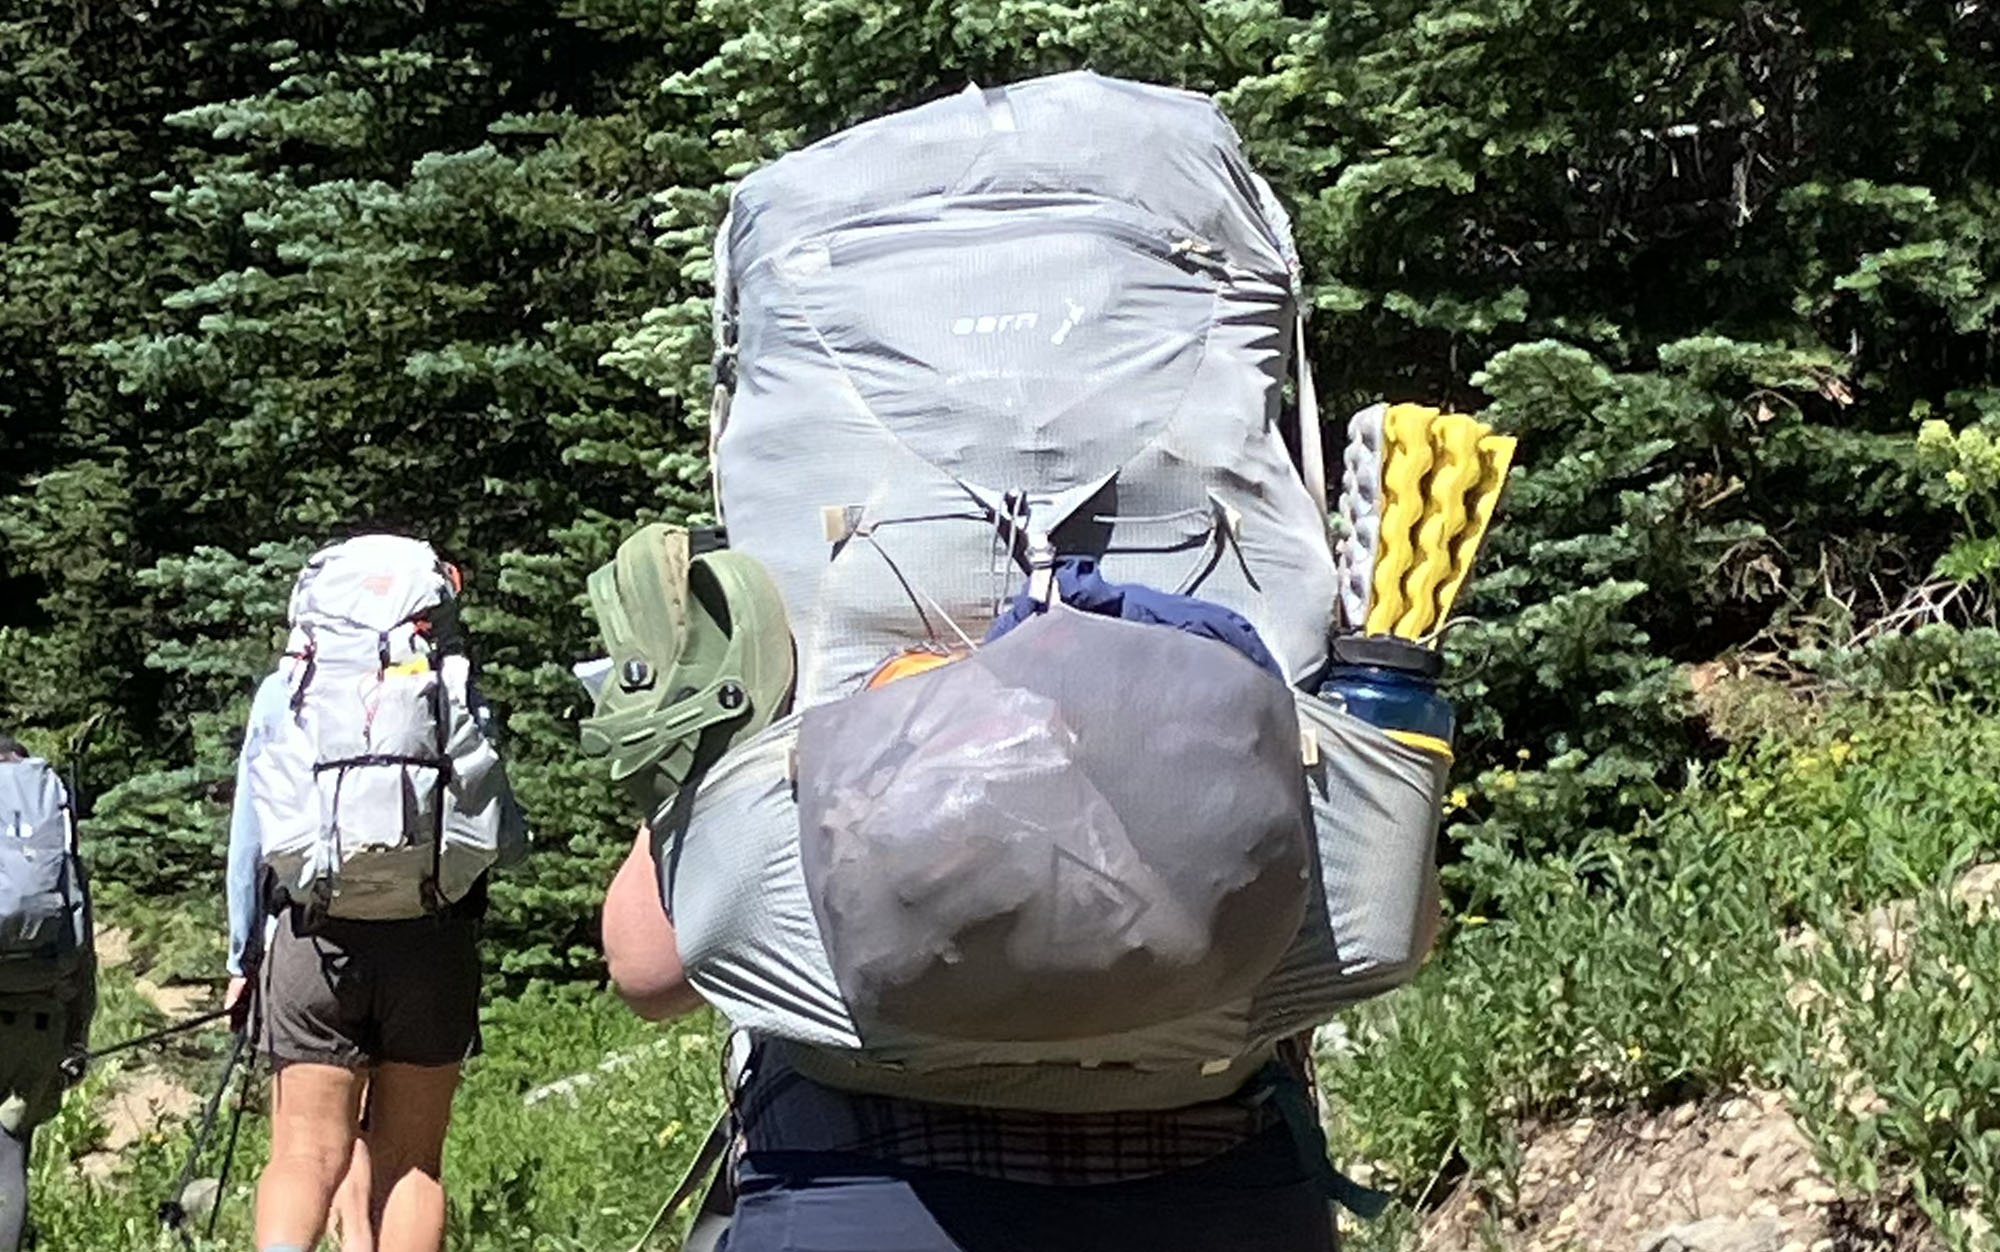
{"left": 1321, "top": 688, "right": 2000, "bottom": 1247}
{"left": 1775, "top": 890, "right": 2000, "bottom": 1247}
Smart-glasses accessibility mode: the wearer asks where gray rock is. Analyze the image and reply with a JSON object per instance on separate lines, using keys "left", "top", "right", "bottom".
{"left": 1638, "top": 1217, "right": 1782, "bottom": 1252}
{"left": 177, "top": 1177, "right": 221, "bottom": 1221}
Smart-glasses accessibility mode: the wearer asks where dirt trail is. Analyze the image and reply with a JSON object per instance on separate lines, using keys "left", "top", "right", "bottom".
{"left": 1419, "top": 1092, "right": 1888, "bottom": 1252}
{"left": 74, "top": 928, "right": 209, "bottom": 1183}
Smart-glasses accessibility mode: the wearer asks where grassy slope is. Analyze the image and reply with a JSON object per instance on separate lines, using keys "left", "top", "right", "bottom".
{"left": 1325, "top": 690, "right": 2000, "bottom": 1249}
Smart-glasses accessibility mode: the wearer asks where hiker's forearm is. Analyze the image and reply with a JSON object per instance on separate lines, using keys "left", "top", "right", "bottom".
{"left": 618, "top": 975, "right": 705, "bottom": 1021}
{"left": 603, "top": 826, "right": 704, "bottom": 1020}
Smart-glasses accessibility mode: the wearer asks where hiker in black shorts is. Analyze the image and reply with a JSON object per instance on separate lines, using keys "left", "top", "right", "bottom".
{"left": 225, "top": 536, "right": 526, "bottom": 1252}
{"left": 573, "top": 68, "right": 1497, "bottom": 1252}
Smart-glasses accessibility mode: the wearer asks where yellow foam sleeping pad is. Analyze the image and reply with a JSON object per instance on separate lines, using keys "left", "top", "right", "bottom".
{"left": 1357, "top": 404, "right": 1516, "bottom": 643}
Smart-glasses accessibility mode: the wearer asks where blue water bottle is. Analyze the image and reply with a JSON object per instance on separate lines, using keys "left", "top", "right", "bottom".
{"left": 1316, "top": 635, "right": 1456, "bottom": 762}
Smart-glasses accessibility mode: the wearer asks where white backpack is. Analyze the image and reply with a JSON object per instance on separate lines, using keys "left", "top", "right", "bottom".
{"left": 247, "top": 535, "right": 515, "bottom": 920}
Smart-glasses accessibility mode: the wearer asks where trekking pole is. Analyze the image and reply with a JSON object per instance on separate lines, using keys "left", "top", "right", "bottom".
{"left": 158, "top": 1016, "right": 253, "bottom": 1242}
{"left": 206, "top": 1043, "right": 259, "bottom": 1239}
{"left": 60, "top": 1007, "right": 233, "bottom": 1082}
{"left": 622, "top": 1113, "right": 729, "bottom": 1252}
{"left": 65, "top": 712, "right": 102, "bottom": 820}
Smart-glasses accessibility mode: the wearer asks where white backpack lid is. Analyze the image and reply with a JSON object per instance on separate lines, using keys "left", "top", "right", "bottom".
{"left": 287, "top": 534, "right": 457, "bottom": 639}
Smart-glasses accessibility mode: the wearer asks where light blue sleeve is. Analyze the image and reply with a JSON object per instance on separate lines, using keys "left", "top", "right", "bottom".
{"left": 226, "top": 674, "right": 289, "bottom": 977}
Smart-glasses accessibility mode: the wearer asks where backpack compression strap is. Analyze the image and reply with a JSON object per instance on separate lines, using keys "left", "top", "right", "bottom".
{"left": 1295, "top": 314, "right": 1328, "bottom": 528}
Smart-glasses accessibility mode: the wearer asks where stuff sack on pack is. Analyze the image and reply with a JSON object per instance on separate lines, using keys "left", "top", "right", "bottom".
{"left": 608, "top": 71, "right": 1455, "bottom": 1114}
{"left": 0, "top": 757, "right": 91, "bottom": 993}
{"left": 247, "top": 534, "right": 516, "bottom": 920}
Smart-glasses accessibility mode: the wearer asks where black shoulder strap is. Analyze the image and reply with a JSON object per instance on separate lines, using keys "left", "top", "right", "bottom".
{"left": 425, "top": 646, "right": 450, "bottom": 912}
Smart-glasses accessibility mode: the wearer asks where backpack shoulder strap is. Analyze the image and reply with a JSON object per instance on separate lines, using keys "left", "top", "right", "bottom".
{"left": 1295, "top": 314, "right": 1328, "bottom": 528}
{"left": 58, "top": 769, "right": 78, "bottom": 858}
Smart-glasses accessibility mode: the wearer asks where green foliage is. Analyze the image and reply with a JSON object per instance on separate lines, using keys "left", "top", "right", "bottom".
{"left": 443, "top": 990, "right": 727, "bottom": 1249}
{"left": 1798, "top": 625, "right": 2000, "bottom": 706}
{"left": 29, "top": 980, "right": 221, "bottom": 1252}
{"left": 1775, "top": 893, "right": 2000, "bottom": 1245}
{"left": 1322, "top": 690, "right": 2000, "bottom": 1248}
{"left": 1916, "top": 415, "right": 2000, "bottom": 604}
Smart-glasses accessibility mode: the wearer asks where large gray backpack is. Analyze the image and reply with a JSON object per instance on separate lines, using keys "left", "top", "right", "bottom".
{"left": 0, "top": 758, "right": 92, "bottom": 994}
{"left": 671, "top": 71, "right": 1445, "bottom": 1112}
{"left": 246, "top": 535, "right": 516, "bottom": 920}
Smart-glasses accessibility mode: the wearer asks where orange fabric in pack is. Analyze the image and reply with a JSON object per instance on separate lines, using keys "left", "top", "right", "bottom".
{"left": 865, "top": 648, "right": 963, "bottom": 689}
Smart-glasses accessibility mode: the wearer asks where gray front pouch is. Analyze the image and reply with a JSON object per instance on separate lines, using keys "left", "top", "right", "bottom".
{"left": 796, "top": 606, "right": 1312, "bottom": 1044}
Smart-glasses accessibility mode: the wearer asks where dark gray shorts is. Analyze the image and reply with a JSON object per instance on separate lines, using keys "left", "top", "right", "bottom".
{"left": 257, "top": 907, "right": 483, "bottom": 1069}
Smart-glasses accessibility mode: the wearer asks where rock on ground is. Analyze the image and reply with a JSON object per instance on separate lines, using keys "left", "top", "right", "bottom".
{"left": 1418, "top": 1091, "right": 1938, "bottom": 1252}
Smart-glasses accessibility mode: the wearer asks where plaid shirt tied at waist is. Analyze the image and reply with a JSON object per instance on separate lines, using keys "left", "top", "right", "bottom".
{"left": 731, "top": 1039, "right": 1316, "bottom": 1187}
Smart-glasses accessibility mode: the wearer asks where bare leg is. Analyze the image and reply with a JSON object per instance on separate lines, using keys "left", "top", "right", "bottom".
{"left": 0, "top": 1127, "right": 29, "bottom": 1252}
{"left": 332, "top": 1132, "right": 375, "bottom": 1252}
{"left": 363, "top": 1062, "right": 461, "bottom": 1252}
{"left": 255, "top": 1062, "right": 366, "bottom": 1252}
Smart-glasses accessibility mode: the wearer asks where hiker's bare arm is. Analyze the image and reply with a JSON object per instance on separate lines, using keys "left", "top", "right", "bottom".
{"left": 603, "top": 824, "right": 704, "bottom": 1020}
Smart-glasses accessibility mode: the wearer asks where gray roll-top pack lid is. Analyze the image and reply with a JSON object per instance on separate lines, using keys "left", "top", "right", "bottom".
{"left": 285, "top": 533, "right": 462, "bottom": 665}
{"left": 726, "top": 72, "right": 1299, "bottom": 290}
{"left": 0, "top": 758, "right": 69, "bottom": 843}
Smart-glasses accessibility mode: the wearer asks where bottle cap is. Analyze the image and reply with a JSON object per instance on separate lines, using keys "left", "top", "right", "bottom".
{"left": 1328, "top": 633, "right": 1445, "bottom": 679}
